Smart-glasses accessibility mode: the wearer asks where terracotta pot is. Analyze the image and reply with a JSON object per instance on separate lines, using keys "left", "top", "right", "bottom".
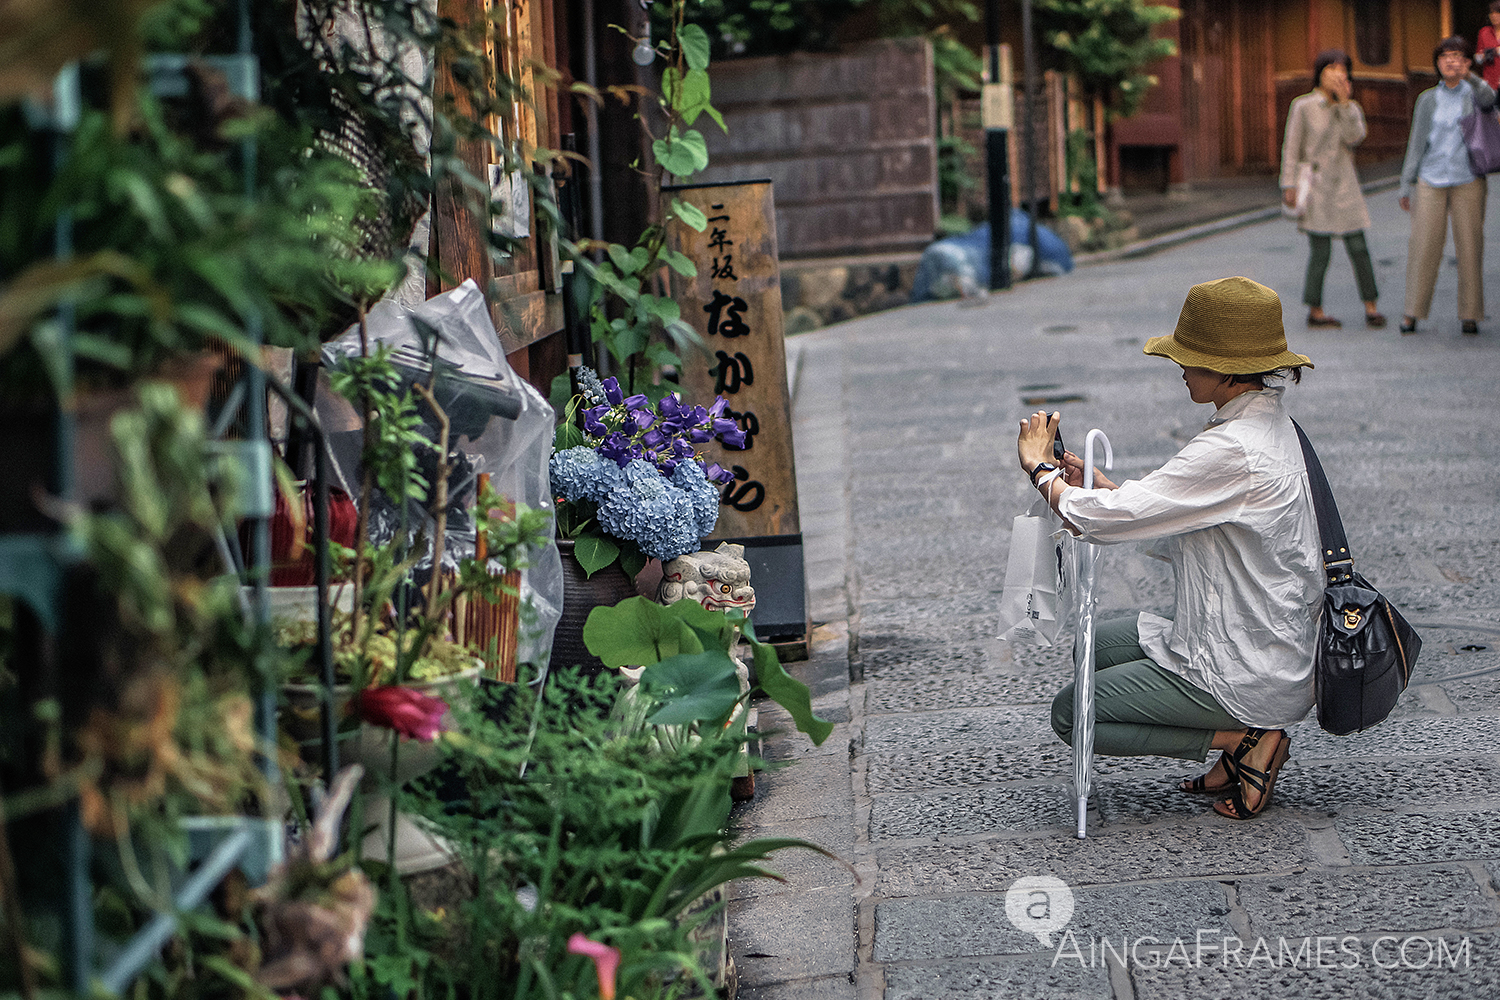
{"left": 552, "top": 538, "right": 638, "bottom": 677}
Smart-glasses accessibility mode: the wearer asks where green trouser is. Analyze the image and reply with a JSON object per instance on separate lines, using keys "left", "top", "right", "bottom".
{"left": 1303, "top": 231, "right": 1379, "bottom": 307}
{"left": 1050, "top": 616, "right": 1244, "bottom": 761}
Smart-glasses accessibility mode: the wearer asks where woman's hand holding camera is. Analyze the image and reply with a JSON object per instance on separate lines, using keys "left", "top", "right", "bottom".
{"left": 1017, "top": 410, "right": 1118, "bottom": 491}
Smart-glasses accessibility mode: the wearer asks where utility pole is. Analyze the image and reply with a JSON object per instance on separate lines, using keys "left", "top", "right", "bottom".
{"left": 1021, "top": 0, "right": 1041, "bottom": 277}
{"left": 984, "top": 0, "right": 1012, "bottom": 291}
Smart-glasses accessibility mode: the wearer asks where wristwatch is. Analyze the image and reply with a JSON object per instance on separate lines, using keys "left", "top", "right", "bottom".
{"left": 1029, "top": 462, "right": 1059, "bottom": 484}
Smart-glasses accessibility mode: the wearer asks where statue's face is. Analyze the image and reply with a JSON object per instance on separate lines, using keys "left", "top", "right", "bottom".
{"left": 699, "top": 572, "right": 756, "bottom": 613}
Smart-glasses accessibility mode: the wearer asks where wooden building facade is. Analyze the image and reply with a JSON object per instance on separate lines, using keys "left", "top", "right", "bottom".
{"left": 422, "top": 0, "right": 663, "bottom": 396}
{"left": 1112, "top": 0, "right": 1481, "bottom": 190}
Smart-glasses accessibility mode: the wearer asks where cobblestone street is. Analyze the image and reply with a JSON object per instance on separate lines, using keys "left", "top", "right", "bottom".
{"left": 729, "top": 187, "right": 1500, "bottom": 999}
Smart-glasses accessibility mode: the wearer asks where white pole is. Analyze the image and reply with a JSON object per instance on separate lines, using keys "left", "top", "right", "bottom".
{"left": 1072, "top": 429, "right": 1113, "bottom": 838}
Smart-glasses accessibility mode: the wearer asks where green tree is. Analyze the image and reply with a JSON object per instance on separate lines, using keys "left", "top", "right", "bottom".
{"left": 1038, "top": 0, "right": 1179, "bottom": 119}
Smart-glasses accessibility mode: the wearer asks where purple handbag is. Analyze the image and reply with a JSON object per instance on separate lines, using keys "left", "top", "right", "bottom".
{"left": 1460, "top": 107, "right": 1500, "bottom": 174}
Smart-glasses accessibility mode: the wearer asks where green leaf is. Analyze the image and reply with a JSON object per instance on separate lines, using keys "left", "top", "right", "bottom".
{"left": 652, "top": 127, "right": 709, "bottom": 177}
{"left": 748, "top": 632, "right": 834, "bottom": 745}
{"left": 573, "top": 533, "right": 621, "bottom": 576}
{"left": 672, "top": 198, "right": 708, "bottom": 232}
{"left": 647, "top": 773, "right": 734, "bottom": 849}
{"left": 662, "top": 318, "right": 703, "bottom": 353}
{"left": 661, "top": 249, "right": 698, "bottom": 278}
{"left": 549, "top": 371, "right": 574, "bottom": 413}
{"left": 174, "top": 302, "right": 244, "bottom": 342}
{"left": 642, "top": 340, "right": 684, "bottom": 370}
{"left": 619, "top": 544, "right": 648, "bottom": 580}
{"left": 679, "top": 23, "right": 712, "bottom": 71}
{"left": 661, "top": 66, "right": 682, "bottom": 106}
{"left": 583, "top": 595, "right": 703, "bottom": 666}
{"left": 116, "top": 171, "right": 170, "bottom": 241}
{"left": 553, "top": 419, "right": 585, "bottom": 454}
{"left": 71, "top": 333, "right": 134, "bottom": 369}
{"left": 667, "top": 598, "right": 743, "bottom": 651}
{"left": 640, "top": 649, "right": 742, "bottom": 725}
{"left": 609, "top": 321, "right": 651, "bottom": 363}
{"left": 605, "top": 243, "right": 645, "bottom": 275}
{"left": 640, "top": 294, "right": 681, "bottom": 324}
{"left": 677, "top": 68, "right": 713, "bottom": 126}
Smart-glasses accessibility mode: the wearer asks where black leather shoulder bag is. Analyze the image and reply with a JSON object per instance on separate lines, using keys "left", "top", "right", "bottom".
{"left": 1292, "top": 420, "right": 1422, "bottom": 735}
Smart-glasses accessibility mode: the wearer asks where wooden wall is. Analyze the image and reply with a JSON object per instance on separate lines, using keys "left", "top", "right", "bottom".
{"left": 1176, "top": 0, "right": 1279, "bottom": 177}
{"left": 693, "top": 38, "right": 941, "bottom": 258}
{"left": 428, "top": 0, "right": 570, "bottom": 395}
{"left": 1165, "top": 0, "right": 1452, "bottom": 181}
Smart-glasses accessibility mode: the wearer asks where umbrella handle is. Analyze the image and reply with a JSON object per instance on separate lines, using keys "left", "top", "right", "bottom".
{"left": 1083, "top": 429, "right": 1113, "bottom": 489}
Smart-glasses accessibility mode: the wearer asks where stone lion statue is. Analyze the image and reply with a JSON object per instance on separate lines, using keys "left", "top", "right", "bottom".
{"left": 656, "top": 542, "right": 758, "bottom": 798}
{"left": 657, "top": 542, "right": 756, "bottom": 614}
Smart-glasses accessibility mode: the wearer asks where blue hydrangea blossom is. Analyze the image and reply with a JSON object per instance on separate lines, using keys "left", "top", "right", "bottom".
{"left": 552, "top": 367, "right": 746, "bottom": 561}
{"left": 549, "top": 446, "right": 622, "bottom": 503}
{"left": 672, "top": 460, "right": 722, "bottom": 537}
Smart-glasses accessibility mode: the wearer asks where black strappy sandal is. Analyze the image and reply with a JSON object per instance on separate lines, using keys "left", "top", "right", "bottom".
{"left": 1214, "top": 729, "right": 1290, "bottom": 820}
{"left": 1179, "top": 751, "right": 1239, "bottom": 794}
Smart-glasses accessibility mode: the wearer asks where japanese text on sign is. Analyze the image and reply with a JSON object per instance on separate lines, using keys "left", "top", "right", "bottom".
{"left": 699, "top": 202, "right": 763, "bottom": 509}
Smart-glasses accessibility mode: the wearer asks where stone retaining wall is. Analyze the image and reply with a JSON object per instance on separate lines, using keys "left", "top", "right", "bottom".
{"left": 779, "top": 254, "right": 923, "bottom": 333}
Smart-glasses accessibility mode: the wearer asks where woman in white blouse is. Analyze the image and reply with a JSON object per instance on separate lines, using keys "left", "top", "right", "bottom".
{"left": 1017, "top": 276, "right": 1322, "bottom": 820}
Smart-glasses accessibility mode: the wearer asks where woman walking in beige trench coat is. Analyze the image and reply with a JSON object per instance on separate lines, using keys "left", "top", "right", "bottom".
{"left": 1280, "top": 49, "right": 1385, "bottom": 328}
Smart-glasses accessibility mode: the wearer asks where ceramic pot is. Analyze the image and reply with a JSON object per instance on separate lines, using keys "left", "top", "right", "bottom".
{"left": 552, "top": 539, "right": 638, "bottom": 676}
{"left": 281, "top": 668, "right": 481, "bottom": 875}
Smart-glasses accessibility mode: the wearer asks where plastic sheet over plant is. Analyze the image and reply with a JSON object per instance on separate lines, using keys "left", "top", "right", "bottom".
{"left": 319, "top": 280, "right": 563, "bottom": 666}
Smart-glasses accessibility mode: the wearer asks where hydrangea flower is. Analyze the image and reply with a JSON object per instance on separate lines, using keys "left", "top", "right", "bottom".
{"left": 598, "top": 484, "right": 698, "bottom": 561}
{"left": 552, "top": 368, "right": 748, "bottom": 562}
{"left": 549, "top": 446, "right": 623, "bottom": 503}
{"left": 672, "top": 460, "right": 722, "bottom": 537}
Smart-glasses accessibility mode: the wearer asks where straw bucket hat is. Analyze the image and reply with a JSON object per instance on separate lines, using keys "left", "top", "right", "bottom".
{"left": 1143, "top": 276, "right": 1314, "bottom": 374}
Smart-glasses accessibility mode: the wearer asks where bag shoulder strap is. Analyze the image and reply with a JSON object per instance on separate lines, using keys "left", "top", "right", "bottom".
{"left": 1291, "top": 419, "right": 1354, "bottom": 585}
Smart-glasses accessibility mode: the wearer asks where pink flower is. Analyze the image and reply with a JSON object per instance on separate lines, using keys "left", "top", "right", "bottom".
{"left": 566, "top": 933, "right": 620, "bottom": 1000}
{"left": 354, "top": 686, "right": 448, "bottom": 742}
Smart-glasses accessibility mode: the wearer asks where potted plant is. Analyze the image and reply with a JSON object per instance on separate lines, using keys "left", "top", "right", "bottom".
{"left": 275, "top": 331, "right": 555, "bottom": 874}
{"left": 548, "top": 367, "right": 743, "bottom": 672}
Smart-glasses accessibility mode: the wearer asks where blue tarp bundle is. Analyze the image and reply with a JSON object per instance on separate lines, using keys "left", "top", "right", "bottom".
{"left": 910, "top": 211, "right": 1074, "bottom": 303}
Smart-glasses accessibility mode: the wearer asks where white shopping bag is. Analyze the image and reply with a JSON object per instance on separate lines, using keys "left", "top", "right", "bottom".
{"left": 998, "top": 496, "right": 1074, "bottom": 647}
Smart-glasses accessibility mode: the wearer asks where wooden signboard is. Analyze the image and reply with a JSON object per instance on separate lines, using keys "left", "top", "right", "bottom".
{"left": 666, "top": 180, "right": 807, "bottom": 646}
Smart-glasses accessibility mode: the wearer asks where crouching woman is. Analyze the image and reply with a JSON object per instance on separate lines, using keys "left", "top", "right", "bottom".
{"left": 1016, "top": 277, "right": 1322, "bottom": 820}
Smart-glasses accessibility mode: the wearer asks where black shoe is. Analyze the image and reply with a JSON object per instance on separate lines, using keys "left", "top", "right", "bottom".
{"left": 1213, "top": 730, "right": 1291, "bottom": 821}
{"left": 1462, "top": 320, "right": 1479, "bottom": 335}
{"left": 1399, "top": 316, "right": 1418, "bottom": 334}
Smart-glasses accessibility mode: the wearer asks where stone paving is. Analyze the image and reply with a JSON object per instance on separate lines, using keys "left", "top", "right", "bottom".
{"left": 728, "top": 186, "right": 1500, "bottom": 999}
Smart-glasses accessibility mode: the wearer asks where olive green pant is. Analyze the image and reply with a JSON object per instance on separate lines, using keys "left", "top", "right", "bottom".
{"left": 1303, "top": 231, "right": 1379, "bottom": 307}
{"left": 1050, "top": 616, "right": 1244, "bottom": 762}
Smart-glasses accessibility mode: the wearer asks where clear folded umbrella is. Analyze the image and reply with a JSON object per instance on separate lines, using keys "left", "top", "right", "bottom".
{"left": 1071, "top": 429, "right": 1114, "bottom": 839}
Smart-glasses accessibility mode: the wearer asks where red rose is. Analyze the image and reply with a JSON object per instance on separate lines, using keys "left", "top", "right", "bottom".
{"left": 353, "top": 686, "right": 448, "bottom": 742}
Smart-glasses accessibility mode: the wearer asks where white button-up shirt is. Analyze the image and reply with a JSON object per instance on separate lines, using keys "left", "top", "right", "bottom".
{"left": 1056, "top": 388, "right": 1322, "bottom": 729}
